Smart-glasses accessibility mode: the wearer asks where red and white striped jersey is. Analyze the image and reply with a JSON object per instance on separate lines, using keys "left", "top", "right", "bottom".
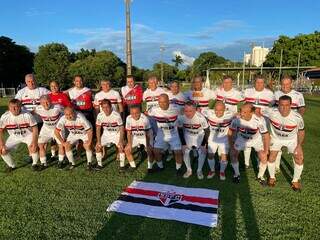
{"left": 149, "top": 105, "right": 180, "bottom": 140}
{"left": 93, "top": 90, "right": 122, "bottom": 112}
{"left": 143, "top": 87, "right": 166, "bottom": 113}
{"left": 15, "top": 87, "right": 50, "bottom": 112}
{"left": 274, "top": 90, "right": 305, "bottom": 111}
{"left": 56, "top": 112, "right": 91, "bottom": 135}
{"left": 202, "top": 109, "right": 234, "bottom": 140}
{"left": 265, "top": 108, "right": 304, "bottom": 140}
{"left": 0, "top": 111, "right": 37, "bottom": 137}
{"left": 126, "top": 113, "right": 151, "bottom": 140}
{"left": 35, "top": 105, "right": 62, "bottom": 130}
{"left": 184, "top": 88, "right": 216, "bottom": 111}
{"left": 244, "top": 88, "right": 275, "bottom": 115}
{"left": 215, "top": 88, "right": 243, "bottom": 114}
{"left": 96, "top": 110, "right": 123, "bottom": 137}
{"left": 68, "top": 87, "right": 93, "bottom": 111}
{"left": 167, "top": 91, "right": 186, "bottom": 113}
{"left": 230, "top": 114, "right": 268, "bottom": 140}
{"left": 178, "top": 111, "right": 208, "bottom": 147}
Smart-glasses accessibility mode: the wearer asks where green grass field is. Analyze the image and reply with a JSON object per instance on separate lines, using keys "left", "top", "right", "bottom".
{"left": 0, "top": 96, "right": 319, "bottom": 240}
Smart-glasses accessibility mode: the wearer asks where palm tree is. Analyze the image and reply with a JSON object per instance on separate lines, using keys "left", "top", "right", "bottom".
{"left": 172, "top": 54, "right": 183, "bottom": 68}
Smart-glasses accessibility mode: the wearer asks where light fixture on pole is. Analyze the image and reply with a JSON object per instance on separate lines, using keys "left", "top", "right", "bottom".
{"left": 160, "top": 44, "right": 165, "bottom": 86}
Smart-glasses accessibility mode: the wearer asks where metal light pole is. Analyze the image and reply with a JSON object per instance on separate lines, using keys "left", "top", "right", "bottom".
{"left": 278, "top": 49, "right": 283, "bottom": 87}
{"left": 125, "top": 0, "right": 133, "bottom": 76}
{"left": 160, "top": 45, "right": 165, "bottom": 86}
{"left": 296, "top": 52, "right": 301, "bottom": 86}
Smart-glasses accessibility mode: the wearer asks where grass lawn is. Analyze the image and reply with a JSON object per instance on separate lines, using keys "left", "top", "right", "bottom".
{"left": 0, "top": 96, "right": 319, "bottom": 240}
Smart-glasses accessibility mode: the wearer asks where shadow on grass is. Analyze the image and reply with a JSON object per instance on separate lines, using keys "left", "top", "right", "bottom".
{"left": 95, "top": 150, "right": 261, "bottom": 240}
{"left": 280, "top": 155, "right": 294, "bottom": 186}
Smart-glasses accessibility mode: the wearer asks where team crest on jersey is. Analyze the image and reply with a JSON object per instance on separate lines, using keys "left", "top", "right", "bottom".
{"left": 158, "top": 191, "right": 183, "bottom": 206}
{"left": 255, "top": 99, "right": 259, "bottom": 105}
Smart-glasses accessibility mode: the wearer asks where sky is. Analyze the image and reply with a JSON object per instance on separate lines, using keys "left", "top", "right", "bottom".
{"left": 1, "top": 0, "right": 320, "bottom": 69}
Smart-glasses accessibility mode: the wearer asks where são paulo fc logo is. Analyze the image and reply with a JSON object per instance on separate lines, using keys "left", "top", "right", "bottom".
{"left": 158, "top": 191, "right": 183, "bottom": 206}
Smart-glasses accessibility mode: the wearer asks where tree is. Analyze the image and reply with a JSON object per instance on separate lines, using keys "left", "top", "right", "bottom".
{"left": 0, "top": 36, "right": 34, "bottom": 88}
{"left": 34, "top": 43, "right": 70, "bottom": 88}
{"left": 172, "top": 55, "right": 183, "bottom": 68}
{"left": 264, "top": 32, "right": 320, "bottom": 77}
{"left": 191, "top": 52, "right": 228, "bottom": 77}
{"left": 68, "top": 51, "right": 126, "bottom": 88}
{"left": 152, "top": 62, "right": 178, "bottom": 83}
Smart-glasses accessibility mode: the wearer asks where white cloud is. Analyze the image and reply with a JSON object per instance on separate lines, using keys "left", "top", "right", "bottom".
{"left": 66, "top": 21, "right": 276, "bottom": 68}
{"left": 172, "top": 51, "right": 195, "bottom": 66}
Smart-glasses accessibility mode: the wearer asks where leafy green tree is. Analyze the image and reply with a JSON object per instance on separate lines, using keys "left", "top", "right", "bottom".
{"left": 264, "top": 31, "right": 320, "bottom": 77}
{"left": 34, "top": 43, "right": 70, "bottom": 88}
{"left": 68, "top": 51, "right": 126, "bottom": 88}
{"left": 152, "top": 62, "right": 178, "bottom": 83}
{"left": 191, "top": 52, "right": 228, "bottom": 77}
{"left": 0, "top": 36, "right": 34, "bottom": 87}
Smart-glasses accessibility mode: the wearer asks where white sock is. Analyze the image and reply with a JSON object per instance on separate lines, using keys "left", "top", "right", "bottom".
{"left": 1, "top": 154, "right": 16, "bottom": 168}
{"left": 147, "top": 160, "right": 154, "bottom": 169}
{"left": 208, "top": 158, "right": 215, "bottom": 172}
{"left": 244, "top": 147, "right": 251, "bottom": 167}
{"left": 176, "top": 162, "right": 182, "bottom": 170}
{"left": 66, "top": 151, "right": 75, "bottom": 165}
{"left": 119, "top": 153, "right": 125, "bottom": 167}
{"left": 157, "top": 161, "right": 163, "bottom": 169}
{"left": 40, "top": 156, "right": 47, "bottom": 165}
{"left": 275, "top": 151, "right": 282, "bottom": 169}
{"left": 58, "top": 154, "right": 64, "bottom": 162}
{"left": 96, "top": 152, "right": 103, "bottom": 166}
{"left": 197, "top": 151, "right": 205, "bottom": 172}
{"left": 258, "top": 163, "right": 267, "bottom": 179}
{"left": 220, "top": 160, "right": 227, "bottom": 174}
{"left": 51, "top": 149, "right": 56, "bottom": 157}
{"left": 267, "top": 162, "right": 276, "bottom": 179}
{"left": 292, "top": 163, "right": 303, "bottom": 182}
{"left": 31, "top": 152, "right": 39, "bottom": 165}
{"left": 86, "top": 150, "right": 93, "bottom": 164}
{"left": 231, "top": 161, "right": 240, "bottom": 177}
{"left": 129, "top": 161, "right": 136, "bottom": 168}
{"left": 183, "top": 149, "right": 192, "bottom": 171}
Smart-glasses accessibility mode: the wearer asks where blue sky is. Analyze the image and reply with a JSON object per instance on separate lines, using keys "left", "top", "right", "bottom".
{"left": 1, "top": 0, "right": 319, "bottom": 68}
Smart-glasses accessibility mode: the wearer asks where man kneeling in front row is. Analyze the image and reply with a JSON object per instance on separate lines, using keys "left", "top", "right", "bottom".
{"left": 0, "top": 99, "right": 39, "bottom": 172}
{"left": 149, "top": 94, "right": 183, "bottom": 174}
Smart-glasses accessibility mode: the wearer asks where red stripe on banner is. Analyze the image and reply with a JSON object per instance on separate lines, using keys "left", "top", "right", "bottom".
{"left": 124, "top": 187, "right": 219, "bottom": 205}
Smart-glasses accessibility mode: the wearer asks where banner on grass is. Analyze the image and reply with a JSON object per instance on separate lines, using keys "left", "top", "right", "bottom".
{"left": 107, "top": 181, "right": 219, "bottom": 227}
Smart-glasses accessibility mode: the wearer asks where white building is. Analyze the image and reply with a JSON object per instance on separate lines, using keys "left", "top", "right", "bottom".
{"left": 244, "top": 46, "right": 269, "bottom": 67}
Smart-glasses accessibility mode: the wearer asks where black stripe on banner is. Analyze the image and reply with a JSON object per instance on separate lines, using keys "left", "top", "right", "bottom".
{"left": 118, "top": 194, "right": 217, "bottom": 214}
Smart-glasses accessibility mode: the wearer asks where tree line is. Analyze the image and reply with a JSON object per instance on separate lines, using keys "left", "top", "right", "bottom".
{"left": 0, "top": 31, "right": 319, "bottom": 89}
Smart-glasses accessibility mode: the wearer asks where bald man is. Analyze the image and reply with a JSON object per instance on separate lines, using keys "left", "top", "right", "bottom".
{"left": 228, "top": 103, "right": 270, "bottom": 184}
{"left": 55, "top": 107, "right": 93, "bottom": 170}
{"left": 202, "top": 101, "right": 234, "bottom": 180}
{"left": 148, "top": 94, "right": 183, "bottom": 175}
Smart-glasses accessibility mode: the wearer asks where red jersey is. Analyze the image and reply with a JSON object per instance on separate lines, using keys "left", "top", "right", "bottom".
{"left": 121, "top": 84, "right": 143, "bottom": 106}
{"left": 48, "top": 92, "right": 72, "bottom": 108}
{"left": 68, "top": 87, "right": 93, "bottom": 111}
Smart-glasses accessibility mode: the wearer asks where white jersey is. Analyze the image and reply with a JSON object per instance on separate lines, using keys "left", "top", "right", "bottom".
{"left": 15, "top": 86, "right": 50, "bottom": 112}
{"left": 143, "top": 87, "right": 166, "bottom": 113}
{"left": 167, "top": 92, "right": 186, "bottom": 112}
{"left": 35, "top": 105, "right": 62, "bottom": 130}
{"left": 96, "top": 111, "right": 123, "bottom": 137}
{"left": 202, "top": 109, "right": 234, "bottom": 140}
{"left": 184, "top": 88, "right": 216, "bottom": 111}
{"left": 0, "top": 111, "right": 37, "bottom": 137}
{"left": 230, "top": 114, "right": 268, "bottom": 141}
{"left": 244, "top": 88, "right": 275, "bottom": 115}
{"left": 149, "top": 105, "right": 180, "bottom": 141}
{"left": 93, "top": 90, "right": 122, "bottom": 112}
{"left": 126, "top": 113, "right": 151, "bottom": 142}
{"left": 265, "top": 108, "right": 304, "bottom": 140}
{"left": 178, "top": 112, "right": 208, "bottom": 147}
{"left": 274, "top": 90, "right": 305, "bottom": 111}
{"left": 215, "top": 88, "right": 243, "bottom": 114}
{"left": 56, "top": 112, "right": 91, "bottom": 135}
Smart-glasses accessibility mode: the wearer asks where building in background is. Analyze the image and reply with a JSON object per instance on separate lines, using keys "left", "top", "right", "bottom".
{"left": 244, "top": 46, "right": 269, "bottom": 67}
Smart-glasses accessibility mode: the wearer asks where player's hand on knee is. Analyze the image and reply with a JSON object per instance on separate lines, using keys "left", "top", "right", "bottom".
{"left": 30, "top": 142, "right": 38, "bottom": 153}
{"left": 117, "top": 142, "right": 124, "bottom": 151}
{"left": 1, "top": 146, "right": 7, "bottom": 155}
{"left": 294, "top": 145, "right": 303, "bottom": 162}
{"left": 124, "top": 144, "right": 131, "bottom": 153}
{"left": 200, "top": 145, "right": 207, "bottom": 154}
{"left": 182, "top": 145, "right": 188, "bottom": 153}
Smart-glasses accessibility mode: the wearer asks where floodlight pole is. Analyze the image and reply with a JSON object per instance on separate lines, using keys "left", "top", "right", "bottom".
{"left": 125, "top": 0, "right": 133, "bottom": 76}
